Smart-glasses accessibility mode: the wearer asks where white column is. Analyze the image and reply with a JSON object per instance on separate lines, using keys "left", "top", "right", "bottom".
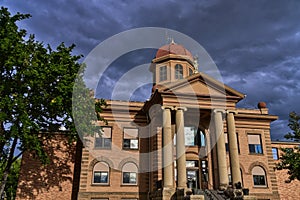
{"left": 175, "top": 107, "right": 187, "bottom": 189}
{"left": 162, "top": 106, "right": 174, "bottom": 188}
{"left": 214, "top": 109, "right": 228, "bottom": 190}
{"left": 227, "top": 111, "right": 242, "bottom": 186}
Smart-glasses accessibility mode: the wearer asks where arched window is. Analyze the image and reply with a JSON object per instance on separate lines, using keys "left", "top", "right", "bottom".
{"left": 93, "top": 161, "right": 109, "bottom": 184}
{"left": 252, "top": 166, "right": 267, "bottom": 186}
{"left": 199, "top": 131, "right": 206, "bottom": 147}
{"left": 175, "top": 64, "right": 183, "bottom": 79}
{"left": 122, "top": 162, "right": 138, "bottom": 185}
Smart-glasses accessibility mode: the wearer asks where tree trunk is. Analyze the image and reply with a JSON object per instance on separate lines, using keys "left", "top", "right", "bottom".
{"left": 0, "top": 121, "right": 6, "bottom": 159}
{"left": 0, "top": 137, "right": 18, "bottom": 198}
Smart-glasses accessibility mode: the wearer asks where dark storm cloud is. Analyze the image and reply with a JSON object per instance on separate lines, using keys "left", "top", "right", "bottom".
{"left": 3, "top": 0, "right": 300, "bottom": 140}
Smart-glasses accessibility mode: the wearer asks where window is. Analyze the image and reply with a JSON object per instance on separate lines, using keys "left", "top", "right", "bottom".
{"left": 159, "top": 66, "right": 167, "bottom": 81}
{"left": 252, "top": 166, "right": 267, "bottom": 186}
{"left": 175, "top": 64, "right": 183, "bottom": 79}
{"left": 224, "top": 133, "right": 240, "bottom": 153}
{"left": 224, "top": 133, "right": 229, "bottom": 152}
{"left": 184, "top": 127, "right": 205, "bottom": 146}
{"left": 272, "top": 147, "right": 279, "bottom": 160}
{"left": 93, "top": 162, "right": 109, "bottom": 184}
{"left": 123, "top": 128, "right": 139, "bottom": 150}
{"left": 248, "top": 134, "right": 263, "bottom": 154}
{"left": 122, "top": 162, "right": 138, "bottom": 185}
{"left": 189, "top": 68, "right": 193, "bottom": 76}
{"left": 228, "top": 168, "right": 243, "bottom": 186}
{"left": 186, "top": 160, "right": 198, "bottom": 168}
{"left": 95, "top": 127, "right": 112, "bottom": 149}
{"left": 186, "top": 160, "right": 200, "bottom": 189}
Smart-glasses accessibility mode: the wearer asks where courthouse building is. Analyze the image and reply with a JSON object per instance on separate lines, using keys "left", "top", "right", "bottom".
{"left": 17, "top": 42, "right": 300, "bottom": 200}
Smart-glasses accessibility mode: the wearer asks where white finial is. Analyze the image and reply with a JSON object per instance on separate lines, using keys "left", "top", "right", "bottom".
{"left": 171, "top": 38, "right": 175, "bottom": 44}
{"left": 165, "top": 31, "right": 175, "bottom": 44}
{"left": 193, "top": 55, "right": 199, "bottom": 73}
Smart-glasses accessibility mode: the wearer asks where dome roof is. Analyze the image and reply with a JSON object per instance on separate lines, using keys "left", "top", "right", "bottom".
{"left": 155, "top": 41, "right": 193, "bottom": 59}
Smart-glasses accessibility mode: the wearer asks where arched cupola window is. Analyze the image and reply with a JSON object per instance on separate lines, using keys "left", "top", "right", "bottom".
{"left": 175, "top": 64, "right": 183, "bottom": 79}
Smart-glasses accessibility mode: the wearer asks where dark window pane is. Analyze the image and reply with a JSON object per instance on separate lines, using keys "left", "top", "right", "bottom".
{"left": 94, "top": 171, "right": 108, "bottom": 183}
{"left": 249, "top": 144, "right": 255, "bottom": 153}
{"left": 189, "top": 68, "right": 193, "bottom": 76}
{"left": 95, "top": 138, "right": 102, "bottom": 148}
{"left": 253, "top": 175, "right": 266, "bottom": 186}
{"left": 104, "top": 138, "right": 111, "bottom": 148}
{"left": 123, "top": 139, "right": 130, "bottom": 149}
{"left": 123, "top": 172, "right": 136, "bottom": 184}
{"left": 225, "top": 143, "right": 229, "bottom": 152}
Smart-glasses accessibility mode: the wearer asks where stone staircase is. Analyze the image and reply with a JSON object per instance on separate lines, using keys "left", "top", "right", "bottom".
{"left": 204, "top": 189, "right": 228, "bottom": 200}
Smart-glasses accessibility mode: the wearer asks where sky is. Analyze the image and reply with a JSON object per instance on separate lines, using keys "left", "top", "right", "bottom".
{"left": 2, "top": 0, "right": 300, "bottom": 140}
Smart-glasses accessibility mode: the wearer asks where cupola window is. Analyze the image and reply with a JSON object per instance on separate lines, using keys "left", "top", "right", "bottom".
{"left": 159, "top": 66, "right": 167, "bottom": 81}
{"left": 175, "top": 64, "right": 183, "bottom": 79}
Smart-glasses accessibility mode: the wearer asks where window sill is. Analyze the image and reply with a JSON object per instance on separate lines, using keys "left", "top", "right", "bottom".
{"left": 248, "top": 153, "right": 264, "bottom": 156}
{"left": 123, "top": 148, "right": 139, "bottom": 151}
{"left": 121, "top": 184, "right": 138, "bottom": 186}
{"left": 91, "top": 183, "right": 110, "bottom": 186}
{"left": 94, "top": 147, "right": 112, "bottom": 150}
{"left": 253, "top": 185, "right": 268, "bottom": 189}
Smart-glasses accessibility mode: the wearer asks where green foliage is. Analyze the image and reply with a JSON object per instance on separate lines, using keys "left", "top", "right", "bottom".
{"left": 0, "top": 6, "right": 106, "bottom": 197}
{"left": 0, "top": 159, "right": 21, "bottom": 200}
{"left": 284, "top": 112, "right": 300, "bottom": 141}
{"left": 277, "top": 112, "right": 300, "bottom": 181}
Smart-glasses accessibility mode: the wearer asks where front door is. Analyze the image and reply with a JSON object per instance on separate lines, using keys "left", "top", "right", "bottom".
{"left": 200, "top": 159, "right": 208, "bottom": 189}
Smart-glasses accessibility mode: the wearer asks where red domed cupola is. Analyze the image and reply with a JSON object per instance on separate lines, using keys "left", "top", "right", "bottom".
{"left": 155, "top": 41, "right": 194, "bottom": 61}
{"left": 150, "top": 40, "right": 198, "bottom": 88}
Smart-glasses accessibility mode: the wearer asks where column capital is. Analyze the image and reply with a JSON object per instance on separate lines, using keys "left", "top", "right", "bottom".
{"left": 226, "top": 110, "right": 238, "bottom": 115}
{"left": 213, "top": 108, "right": 226, "bottom": 114}
{"left": 174, "top": 106, "right": 187, "bottom": 111}
{"left": 161, "top": 106, "right": 174, "bottom": 110}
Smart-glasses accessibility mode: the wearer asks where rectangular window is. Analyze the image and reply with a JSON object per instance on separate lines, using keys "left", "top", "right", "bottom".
{"left": 123, "top": 172, "right": 137, "bottom": 184}
{"left": 248, "top": 134, "right": 263, "bottom": 154}
{"left": 184, "top": 127, "right": 197, "bottom": 146}
{"left": 175, "top": 64, "right": 183, "bottom": 79}
{"left": 123, "top": 128, "right": 139, "bottom": 150}
{"left": 95, "top": 127, "right": 112, "bottom": 149}
{"left": 224, "top": 133, "right": 229, "bottom": 152}
{"left": 186, "top": 160, "right": 198, "bottom": 168}
{"left": 93, "top": 171, "right": 108, "bottom": 184}
{"left": 189, "top": 68, "right": 193, "bottom": 76}
{"left": 272, "top": 147, "right": 279, "bottom": 160}
{"left": 159, "top": 66, "right": 167, "bottom": 81}
{"left": 253, "top": 175, "right": 266, "bottom": 186}
{"left": 225, "top": 133, "right": 240, "bottom": 153}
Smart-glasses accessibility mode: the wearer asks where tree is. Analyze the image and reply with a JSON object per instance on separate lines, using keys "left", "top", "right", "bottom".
{"left": 277, "top": 112, "right": 300, "bottom": 181}
{"left": 0, "top": 159, "right": 21, "bottom": 200}
{"left": 0, "top": 7, "right": 105, "bottom": 197}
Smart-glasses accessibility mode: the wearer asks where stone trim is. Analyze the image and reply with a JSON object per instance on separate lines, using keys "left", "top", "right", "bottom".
{"left": 88, "top": 156, "right": 114, "bottom": 171}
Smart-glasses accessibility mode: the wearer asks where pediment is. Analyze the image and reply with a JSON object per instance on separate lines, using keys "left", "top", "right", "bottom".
{"left": 157, "top": 72, "right": 245, "bottom": 100}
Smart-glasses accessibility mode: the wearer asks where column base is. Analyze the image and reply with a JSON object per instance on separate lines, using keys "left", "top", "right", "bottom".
{"left": 162, "top": 187, "right": 176, "bottom": 200}
{"left": 219, "top": 183, "right": 228, "bottom": 191}
{"left": 190, "top": 195, "right": 205, "bottom": 200}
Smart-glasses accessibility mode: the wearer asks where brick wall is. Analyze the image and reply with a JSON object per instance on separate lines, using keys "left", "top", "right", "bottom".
{"left": 272, "top": 142, "right": 300, "bottom": 200}
{"left": 16, "top": 134, "right": 80, "bottom": 200}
